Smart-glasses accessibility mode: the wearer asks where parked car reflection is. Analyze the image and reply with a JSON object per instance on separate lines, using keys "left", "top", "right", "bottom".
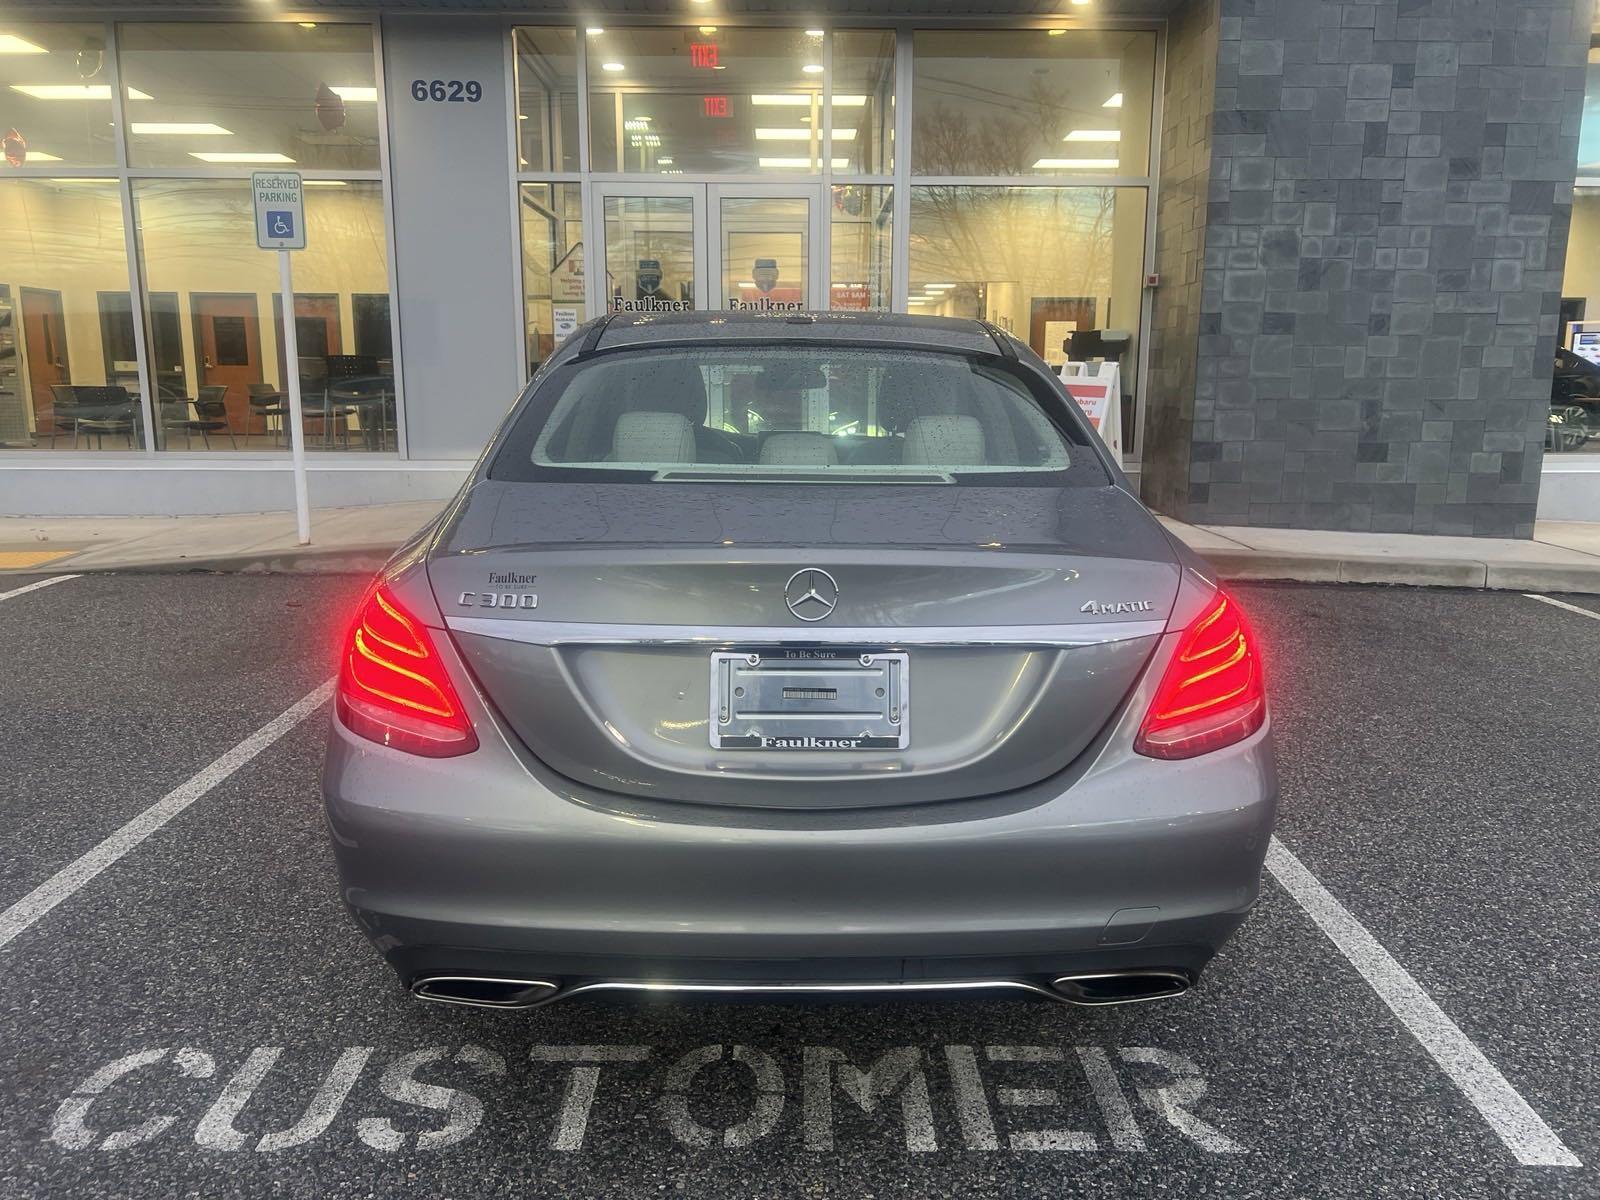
{"left": 1550, "top": 348, "right": 1600, "bottom": 452}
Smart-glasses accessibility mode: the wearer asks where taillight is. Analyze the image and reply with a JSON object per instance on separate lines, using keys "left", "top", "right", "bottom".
{"left": 336, "top": 582, "right": 479, "bottom": 757}
{"left": 1134, "top": 589, "right": 1265, "bottom": 760}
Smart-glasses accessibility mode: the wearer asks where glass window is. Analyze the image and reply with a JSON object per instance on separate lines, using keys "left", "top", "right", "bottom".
{"left": 910, "top": 185, "right": 1146, "bottom": 442}
{"left": 519, "top": 182, "right": 585, "bottom": 374}
{"left": 0, "top": 178, "right": 139, "bottom": 451}
{"left": 118, "top": 23, "right": 379, "bottom": 171}
{"left": 496, "top": 347, "right": 1098, "bottom": 484}
{"left": 0, "top": 22, "right": 118, "bottom": 166}
{"left": 514, "top": 28, "right": 579, "bottom": 173}
{"left": 830, "top": 184, "right": 892, "bottom": 311}
{"left": 1554, "top": 29, "right": 1600, "bottom": 455}
{"left": 588, "top": 27, "right": 825, "bottom": 174}
{"left": 911, "top": 30, "right": 1154, "bottom": 177}
{"left": 131, "top": 178, "right": 394, "bottom": 451}
{"left": 831, "top": 31, "right": 894, "bottom": 176}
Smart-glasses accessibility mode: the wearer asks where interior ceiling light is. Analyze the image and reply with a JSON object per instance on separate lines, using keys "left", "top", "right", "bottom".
{"left": 1102, "top": 92, "right": 1123, "bottom": 108}
{"left": 802, "top": 64, "right": 824, "bottom": 74}
{"left": 1031, "top": 157, "right": 1119, "bottom": 169}
{"left": 0, "top": 34, "right": 48, "bottom": 54}
{"left": 923, "top": 283, "right": 956, "bottom": 290}
{"left": 752, "top": 94, "right": 864, "bottom": 106}
{"left": 756, "top": 127, "right": 854, "bottom": 139}
{"left": 298, "top": 22, "right": 317, "bottom": 30}
{"left": 1047, "top": 28, "right": 1068, "bottom": 36}
{"left": 586, "top": 27, "right": 604, "bottom": 35}
{"left": 189, "top": 151, "right": 295, "bottom": 163}
{"left": 302, "top": 179, "right": 348, "bottom": 186}
{"left": 1064, "top": 129, "right": 1120, "bottom": 141}
{"left": 1070, "top": 0, "right": 1093, "bottom": 6}
{"left": 10, "top": 84, "right": 152, "bottom": 100}
{"left": 759, "top": 156, "right": 848, "bottom": 168}
{"left": 806, "top": 29, "right": 824, "bottom": 37}
{"left": 700, "top": 26, "right": 718, "bottom": 34}
{"left": 658, "top": 156, "right": 674, "bottom": 164}
{"left": 328, "top": 85, "right": 376, "bottom": 101}
{"left": 602, "top": 62, "right": 625, "bottom": 72}
{"left": 131, "top": 122, "right": 232, "bottom": 135}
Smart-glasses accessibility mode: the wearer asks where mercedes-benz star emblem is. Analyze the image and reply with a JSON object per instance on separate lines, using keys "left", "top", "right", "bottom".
{"left": 784, "top": 568, "right": 839, "bottom": 622}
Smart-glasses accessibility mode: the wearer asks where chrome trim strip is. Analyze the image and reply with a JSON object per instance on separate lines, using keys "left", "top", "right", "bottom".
{"left": 444, "top": 616, "right": 1167, "bottom": 649}
{"left": 410, "top": 975, "right": 559, "bottom": 1009}
{"left": 409, "top": 974, "right": 1193, "bottom": 1010}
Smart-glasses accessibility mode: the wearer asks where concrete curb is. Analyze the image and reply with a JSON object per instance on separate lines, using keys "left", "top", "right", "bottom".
{"left": 1201, "top": 549, "right": 1600, "bottom": 594}
{"left": 75, "top": 543, "right": 396, "bottom": 576}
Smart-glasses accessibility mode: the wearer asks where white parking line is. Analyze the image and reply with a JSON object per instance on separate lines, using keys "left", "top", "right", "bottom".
{"left": 1265, "top": 836, "right": 1580, "bottom": 1167}
{"left": 0, "top": 574, "right": 80, "bottom": 603}
{"left": 0, "top": 680, "right": 335, "bottom": 953}
{"left": 1523, "top": 593, "right": 1600, "bottom": 622}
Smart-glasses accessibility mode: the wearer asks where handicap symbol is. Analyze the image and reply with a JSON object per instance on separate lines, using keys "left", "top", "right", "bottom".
{"left": 267, "top": 210, "right": 295, "bottom": 238}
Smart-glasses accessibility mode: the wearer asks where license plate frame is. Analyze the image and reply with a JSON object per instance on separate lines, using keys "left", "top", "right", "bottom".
{"left": 709, "top": 650, "right": 909, "bottom": 751}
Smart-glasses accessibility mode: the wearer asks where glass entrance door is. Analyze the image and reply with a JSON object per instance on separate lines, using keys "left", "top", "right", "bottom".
{"left": 709, "top": 184, "right": 820, "bottom": 311}
{"left": 592, "top": 183, "right": 821, "bottom": 314}
{"left": 595, "top": 184, "right": 704, "bottom": 314}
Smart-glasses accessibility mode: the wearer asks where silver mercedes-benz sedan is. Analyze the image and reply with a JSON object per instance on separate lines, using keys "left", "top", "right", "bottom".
{"left": 322, "top": 310, "right": 1275, "bottom": 1011}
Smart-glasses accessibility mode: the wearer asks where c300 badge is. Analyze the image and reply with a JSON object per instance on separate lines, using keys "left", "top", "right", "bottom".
{"left": 460, "top": 571, "right": 537, "bottom": 610}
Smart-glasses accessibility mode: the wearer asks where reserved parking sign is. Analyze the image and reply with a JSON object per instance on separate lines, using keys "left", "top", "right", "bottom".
{"left": 252, "top": 170, "right": 305, "bottom": 250}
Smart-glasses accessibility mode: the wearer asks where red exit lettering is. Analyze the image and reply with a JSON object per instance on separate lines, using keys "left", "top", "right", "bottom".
{"left": 690, "top": 43, "right": 719, "bottom": 68}
{"left": 702, "top": 95, "right": 729, "bottom": 117}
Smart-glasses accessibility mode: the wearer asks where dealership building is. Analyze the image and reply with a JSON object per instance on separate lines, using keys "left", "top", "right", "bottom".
{"left": 1, "top": 0, "right": 1596, "bottom": 534}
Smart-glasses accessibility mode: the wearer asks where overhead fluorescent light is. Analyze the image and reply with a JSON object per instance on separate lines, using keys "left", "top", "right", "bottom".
{"left": 131, "top": 122, "right": 233, "bottom": 136}
{"left": 806, "top": 29, "right": 824, "bottom": 37}
{"left": 803, "top": 64, "right": 824, "bottom": 74}
{"left": 1032, "top": 157, "right": 1119, "bottom": 169}
{"left": 10, "top": 84, "right": 153, "bottom": 100}
{"left": 700, "top": 26, "right": 718, "bottom": 35}
{"left": 1102, "top": 92, "right": 1123, "bottom": 108}
{"left": 658, "top": 157, "right": 674, "bottom": 165}
{"left": 756, "top": 127, "right": 855, "bottom": 140}
{"left": 758, "top": 156, "right": 849, "bottom": 168}
{"left": 0, "top": 34, "right": 48, "bottom": 54}
{"left": 752, "top": 94, "right": 865, "bottom": 106}
{"left": 586, "top": 27, "right": 604, "bottom": 35}
{"left": 302, "top": 179, "right": 348, "bottom": 186}
{"left": 602, "top": 61, "right": 625, "bottom": 72}
{"left": 189, "top": 151, "right": 295, "bottom": 163}
{"left": 1047, "top": 28, "right": 1068, "bottom": 36}
{"left": 1064, "top": 129, "right": 1119, "bottom": 141}
{"left": 328, "top": 85, "right": 377, "bottom": 102}
{"left": 922, "top": 283, "right": 956, "bottom": 291}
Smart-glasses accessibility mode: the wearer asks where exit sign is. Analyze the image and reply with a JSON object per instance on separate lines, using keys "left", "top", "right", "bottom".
{"left": 702, "top": 95, "right": 729, "bottom": 117}
{"left": 690, "top": 42, "right": 719, "bottom": 68}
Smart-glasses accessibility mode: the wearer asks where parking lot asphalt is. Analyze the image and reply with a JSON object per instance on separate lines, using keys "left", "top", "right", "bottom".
{"left": 0, "top": 575, "right": 1594, "bottom": 1199}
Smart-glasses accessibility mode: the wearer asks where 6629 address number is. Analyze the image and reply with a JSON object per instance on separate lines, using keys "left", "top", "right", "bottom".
{"left": 411, "top": 79, "right": 482, "bottom": 103}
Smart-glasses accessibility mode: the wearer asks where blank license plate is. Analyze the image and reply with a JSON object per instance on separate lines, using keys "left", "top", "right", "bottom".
{"left": 710, "top": 650, "right": 908, "bottom": 750}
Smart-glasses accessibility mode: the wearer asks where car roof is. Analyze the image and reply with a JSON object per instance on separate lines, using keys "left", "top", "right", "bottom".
{"left": 588, "top": 310, "right": 1008, "bottom": 356}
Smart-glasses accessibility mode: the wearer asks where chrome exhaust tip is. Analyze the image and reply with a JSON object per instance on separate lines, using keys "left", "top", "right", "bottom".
{"left": 1050, "top": 970, "right": 1191, "bottom": 1006}
{"left": 410, "top": 975, "right": 561, "bottom": 1009}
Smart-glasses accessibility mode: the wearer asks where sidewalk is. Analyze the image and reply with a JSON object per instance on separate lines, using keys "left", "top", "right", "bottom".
{"left": 1, "top": 501, "right": 1598, "bottom": 594}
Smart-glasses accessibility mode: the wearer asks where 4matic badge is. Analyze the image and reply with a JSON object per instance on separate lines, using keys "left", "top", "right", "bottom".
{"left": 1079, "top": 599, "right": 1154, "bottom": 616}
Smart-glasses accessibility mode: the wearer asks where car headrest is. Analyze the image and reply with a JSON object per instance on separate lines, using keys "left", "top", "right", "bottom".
{"left": 901, "top": 415, "right": 986, "bottom": 467}
{"left": 875, "top": 363, "right": 967, "bottom": 431}
{"left": 620, "top": 358, "right": 707, "bottom": 424}
{"left": 759, "top": 432, "right": 838, "bottom": 466}
{"left": 611, "top": 411, "right": 696, "bottom": 463}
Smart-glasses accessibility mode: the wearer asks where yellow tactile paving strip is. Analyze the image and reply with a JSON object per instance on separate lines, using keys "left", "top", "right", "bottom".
{"left": 0, "top": 549, "right": 78, "bottom": 569}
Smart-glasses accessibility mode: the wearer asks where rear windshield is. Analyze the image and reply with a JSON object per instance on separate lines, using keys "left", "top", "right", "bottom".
{"left": 491, "top": 347, "right": 1107, "bottom": 486}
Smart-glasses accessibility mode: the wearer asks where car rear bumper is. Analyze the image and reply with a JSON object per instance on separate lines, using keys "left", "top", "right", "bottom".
{"left": 322, "top": 693, "right": 1277, "bottom": 998}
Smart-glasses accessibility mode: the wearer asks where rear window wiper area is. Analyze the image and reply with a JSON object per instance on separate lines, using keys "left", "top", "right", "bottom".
{"left": 652, "top": 469, "right": 955, "bottom": 485}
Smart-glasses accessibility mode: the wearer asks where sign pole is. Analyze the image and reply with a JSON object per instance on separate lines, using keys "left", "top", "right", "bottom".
{"left": 278, "top": 248, "right": 311, "bottom": 545}
{"left": 252, "top": 169, "right": 309, "bottom": 544}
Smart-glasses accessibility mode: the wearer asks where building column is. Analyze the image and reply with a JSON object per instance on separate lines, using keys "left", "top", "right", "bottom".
{"left": 1143, "top": 0, "right": 1592, "bottom": 536}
